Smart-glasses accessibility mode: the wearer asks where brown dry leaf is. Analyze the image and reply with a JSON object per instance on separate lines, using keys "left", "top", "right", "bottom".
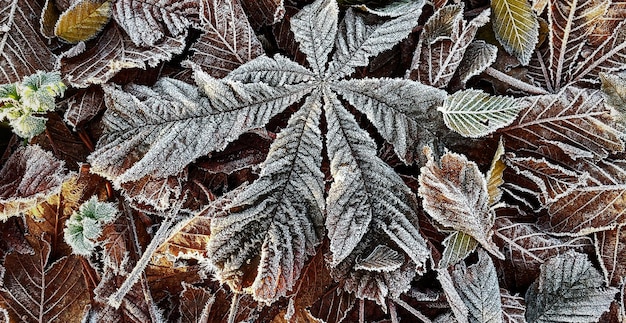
{"left": 33, "top": 112, "right": 91, "bottom": 171}
{"left": 59, "top": 24, "right": 185, "bottom": 88}
{"left": 487, "top": 139, "right": 506, "bottom": 206}
{"left": 156, "top": 207, "right": 211, "bottom": 260}
{"left": 595, "top": 224, "right": 626, "bottom": 286}
{"left": 183, "top": 0, "right": 264, "bottom": 78}
{"left": 500, "top": 289, "right": 526, "bottom": 323}
{"left": 54, "top": 0, "right": 112, "bottom": 43}
{"left": 0, "top": 0, "right": 56, "bottom": 84}
{"left": 40, "top": 0, "right": 60, "bottom": 38}
{"left": 0, "top": 234, "right": 90, "bottom": 323}
{"left": 241, "top": 0, "right": 285, "bottom": 28}
{"left": 63, "top": 86, "right": 106, "bottom": 130}
{"left": 418, "top": 147, "right": 504, "bottom": 259}
{"left": 309, "top": 286, "right": 356, "bottom": 323}
{"left": 178, "top": 283, "right": 214, "bottom": 323}
{"left": 146, "top": 257, "right": 202, "bottom": 303}
{"left": 288, "top": 243, "right": 333, "bottom": 311}
{"left": 0, "top": 145, "right": 70, "bottom": 220}
{"left": 271, "top": 308, "right": 323, "bottom": 323}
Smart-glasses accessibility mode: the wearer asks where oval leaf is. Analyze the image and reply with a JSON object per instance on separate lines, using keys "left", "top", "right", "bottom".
{"left": 54, "top": 0, "right": 112, "bottom": 43}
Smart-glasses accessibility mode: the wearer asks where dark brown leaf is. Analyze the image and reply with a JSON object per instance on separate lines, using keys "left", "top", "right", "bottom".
{"left": 241, "top": 0, "right": 285, "bottom": 28}
{"left": 595, "top": 224, "right": 626, "bottom": 286}
{"left": 178, "top": 283, "right": 214, "bottom": 323}
{"left": 63, "top": 86, "right": 106, "bottom": 130}
{"left": 33, "top": 112, "right": 91, "bottom": 171}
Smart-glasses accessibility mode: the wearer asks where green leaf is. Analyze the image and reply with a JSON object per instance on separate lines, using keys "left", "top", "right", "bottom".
{"left": 491, "top": 0, "right": 539, "bottom": 65}
{"left": 439, "top": 89, "right": 522, "bottom": 138}
{"left": 440, "top": 231, "right": 479, "bottom": 268}
{"left": 54, "top": 0, "right": 112, "bottom": 43}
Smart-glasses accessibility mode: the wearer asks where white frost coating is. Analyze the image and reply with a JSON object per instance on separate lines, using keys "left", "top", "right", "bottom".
{"left": 439, "top": 89, "right": 522, "bottom": 138}
{"left": 227, "top": 54, "right": 317, "bottom": 86}
{"left": 290, "top": 0, "right": 338, "bottom": 75}
{"left": 355, "top": 245, "right": 405, "bottom": 272}
{"left": 456, "top": 41, "right": 498, "bottom": 84}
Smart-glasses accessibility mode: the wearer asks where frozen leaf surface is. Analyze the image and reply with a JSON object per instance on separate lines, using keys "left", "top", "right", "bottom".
{"left": 178, "top": 283, "right": 214, "bottom": 323}
{"left": 54, "top": 0, "right": 112, "bottom": 43}
{"left": 595, "top": 224, "right": 626, "bottom": 286}
{"left": 63, "top": 86, "right": 106, "bottom": 129}
{"left": 0, "top": 145, "right": 69, "bottom": 220}
{"left": 456, "top": 41, "right": 498, "bottom": 84}
{"left": 440, "top": 231, "right": 479, "bottom": 268}
{"left": 525, "top": 251, "right": 617, "bottom": 322}
{"left": 491, "top": 0, "right": 539, "bottom": 65}
{"left": 240, "top": 0, "right": 284, "bottom": 28}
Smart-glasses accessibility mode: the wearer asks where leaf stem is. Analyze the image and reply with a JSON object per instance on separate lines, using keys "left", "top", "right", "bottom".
{"left": 393, "top": 298, "right": 433, "bottom": 323}
{"left": 484, "top": 67, "right": 549, "bottom": 95}
{"left": 228, "top": 293, "right": 240, "bottom": 323}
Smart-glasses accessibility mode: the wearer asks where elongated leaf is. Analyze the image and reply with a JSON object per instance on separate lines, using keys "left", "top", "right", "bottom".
{"left": 440, "top": 231, "right": 479, "bottom": 268}
{"left": 491, "top": 0, "right": 539, "bottom": 65}
{"left": 0, "top": 145, "right": 69, "bottom": 220}
{"left": 54, "top": 0, "right": 112, "bottom": 43}
{"left": 499, "top": 87, "right": 624, "bottom": 160}
{"left": 156, "top": 207, "right": 212, "bottom": 260}
{"left": 40, "top": 0, "right": 60, "bottom": 38}
{"left": 440, "top": 89, "right": 522, "bottom": 138}
{"left": 525, "top": 251, "right": 617, "bottom": 322}
{"left": 408, "top": 5, "right": 490, "bottom": 88}
{"left": 59, "top": 25, "right": 186, "bottom": 88}
{"left": 328, "top": 4, "right": 424, "bottom": 79}
{"left": 595, "top": 224, "right": 626, "bottom": 286}
{"left": 572, "top": 21, "right": 626, "bottom": 83}
{"left": 354, "top": 245, "right": 404, "bottom": 272}
{"left": 324, "top": 91, "right": 429, "bottom": 267}
{"left": 290, "top": 0, "right": 338, "bottom": 75}
{"left": 331, "top": 77, "right": 446, "bottom": 163}
{"left": 487, "top": 139, "right": 506, "bottom": 206}
{"left": 226, "top": 54, "right": 316, "bottom": 86}
{"left": 451, "top": 249, "right": 504, "bottom": 323}
{"left": 0, "top": 0, "right": 56, "bottom": 84}
{"left": 208, "top": 95, "right": 325, "bottom": 304}
{"left": 112, "top": 0, "right": 198, "bottom": 47}
{"left": 419, "top": 148, "right": 504, "bottom": 259}
{"left": 0, "top": 235, "right": 90, "bottom": 323}
{"left": 456, "top": 41, "right": 498, "bottom": 84}
{"left": 182, "top": 0, "right": 264, "bottom": 78}
{"left": 88, "top": 72, "right": 312, "bottom": 185}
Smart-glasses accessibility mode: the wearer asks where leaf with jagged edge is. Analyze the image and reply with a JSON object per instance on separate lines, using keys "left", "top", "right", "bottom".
{"left": 407, "top": 5, "right": 490, "bottom": 88}
{"left": 40, "top": 0, "right": 60, "bottom": 38}
{"left": 226, "top": 54, "right": 317, "bottom": 86}
{"left": 600, "top": 72, "right": 626, "bottom": 118}
{"left": 456, "top": 41, "right": 498, "bottom": 84}
{"left": 179, "top": 283, "right": 214, "bottom": 323}
{"left": 327, "top": 2, "right": 424, "bottom": 79}
{"left": 499, "top": 87, "right": 624, "bottom": 160}
{"left": 595, "top": 224, "right": 626, "bottom": 286}
{"left": 208, "top": 95, "right": 325, "bottom": 305}
{"left": 501, "top": 289, "right": 526, "bottom": 323}
{"left": 525, "top": 251, "right": 617, "bottom": 323}
{"left": 54, "top": 0, "right": 112, "bottom": 43}
{"left": 491, "top": 0, "right": 539, "bottom": 65}
{"left": 527, "top": 0, "right": 609, "bottom": 91}
{"left": 87, "top": 71, "right": 313, "bottom": 186}
{"left": 440, "top": 231, "right": 479, "bottom": 268}
{"left": 0, "top": 0, "right": 56, "bottom": 84}
{"left": 290, "top": 0, "right": 338, "bottom": 75}
{"left": 240, "top": 0, "right": 284, "bottom": 28}
{"left": 111, "top": 0, "right": 198, "bottom": 47}
{"left": 309, "top": 287, "right": 356, "bottom": 323}
{"left": 156, "top": 206, "right": 212, "bottom": 260}
{"left": 0, "top": 235, "right": 90, "bottom": 323}
{"left": 440, "top": 89, "right": 522, "bottom": 138}
{"left": 494, "top": 216, "right": 593, "bottom": 286}
{"left": 354, "top": 245, "right": 404, "bottom": 272}
{"left": 324, "top": 91, "right": 430, "bottom": 268}
{"left": 451, "top": 249, "right": 504, "bottom": 323}
{"left": 59, "top": 25, "right": 186, "bottom": 88}
{"left": 419, "top": 148, "right": 505, "bottom": 259}
{"left": 331, "top": 77, "right": 446, "bottom": 163}
{"left": 182, "top": 0, "right": 264, "bottom": 78}
{"left": 572, "top": 20, "right": 626, "bottom": 85}
{"left": 0, "top": 145, "right": 70, "bottom": 220}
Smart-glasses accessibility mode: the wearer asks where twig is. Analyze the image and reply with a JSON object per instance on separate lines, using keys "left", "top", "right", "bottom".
{"left": 484, "top": 67, "right": 549, "bottom": 95}
{"left": 228, "top": 293, "right": 240, "bottom": 323}
{"left": 393, "top": 298, "right": 433, "bottom": 323}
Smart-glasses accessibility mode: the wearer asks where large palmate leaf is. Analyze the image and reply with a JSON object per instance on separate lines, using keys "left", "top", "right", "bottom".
{"left": 208, "top": 96, "right": 325, "bottom": 304}
{"left": 595, "top": 224, "right": 626, "bottom": 286}
{"left": 419, "top": 148, "right": 504, "bottom": 259}
{"left": 491, "top": 0, "right": 539, "bottom": 65}
{"left": 451, "top": 249, "right": 503, "bottom": 323}
{"left": 440, "top": 89, "right": 522, "bottom": 138}
{"left": 112, "top": 0, "right": 198, "bottom": 47}
{"left": 54, "top": 0, "right": 112, "bottom": 43}
{"left": 59, "top": 25, "right": 186, "bottom": 88}
{"left": 182, "top": 0, "right": 264, "bottom": 78}
{"left": 290, "top": 0, "right": 338, "bottom": 75}
{"left": 0, "top": 145, "right": 70, "bottom": 220}
{"left": 408, "top": 5, "right": 491, "bottom": 88}
{"left": 0, "top": 0, "right": 56, "bottom": 84}
{"left": 525, "top": 251, "right": 617, "bottom": 322}
{"left": 0, "top": 235, "right": 90, "bottom": 322}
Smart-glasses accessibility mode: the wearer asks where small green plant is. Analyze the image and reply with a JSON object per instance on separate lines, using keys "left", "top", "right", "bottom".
{"left": 64, "top": 196, "right": 118, "bottom": 256}
{"left": 0, "top": 71, "right": 66, "bottom": 139}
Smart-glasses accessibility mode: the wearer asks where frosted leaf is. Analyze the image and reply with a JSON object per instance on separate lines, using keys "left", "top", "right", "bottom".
{"left": 451, "top": 249, "right": 504, "bottom": 323}
{"left": 419, "top": 148, "right": 504, "bottom": 259}
{"left": 408, "top": 5, "right": 490, "bottom": 88}
{"left": 601, "top": 72, "right": 626, "bottom": 114}
{"left": 324, "top": 91, "right": 429, "bottom": 267}
{"left": 112, "top": 0, "right": 198, "bottom": 47}
{"left": 226, "top": 54, "right": 316, "bottom": 86}
{"left": 354, "top": 245, "right": 404, "bottom": 272}
{"left": 595, "top": 224, "right": 626, "bottom": 286}
{"left": 486, "top": 139, "right": 506, "bottom": 206}
{"left": 331, "top": 77, "right": 446, "bottom": 163}
{"left": 182, "top": 0, "right": 264, "bottom": 78}
{"left": 491, "top": 0, "right": 539, "bottom": 65}
{"left": 240, "top": 0, "right": 285, "bottom": 28}
{"left": 572, "top": 22, "right": 626, "bottom": 85}
{"left": 347, "top": 0, "right": 425, "bottom": 17}
{"left": 0, "top": 0, "right": 56, "bottom": 84}
{"left": 499, "top": 87, "right": 624, "bottom": 160}
{"left": 59, "top": 25, "right": 186, "bottom": 88}
{"left": 437, "top": 268, "right": 470, "bottom": 323}
{"left": 501, "top": 289, "right": 526, "bottom": 323}
{"left": 327, "top": 5, "right": 423, "bottom": 79}
{"left": 0, "top": 145, "right": 69, "bottom": 220}
{"left": 456, "top": 41, "right": 498, "bottom": 84}
{"left": 440, "top": 231, "right": 479, "bottom": 268}
{"left": 64, "top": 196, "right": 119, "bottom": 256}
{"left": 208, "top": 95, "right": 325, "bottom": 304}
{"left": 525, "top": 251, "right": 618, "bottom": 322}
{"left": 63, "top": 86, "right": 106, "bottom": 130}
{"left": 54, "top": 0, "right": 112, "bottom": 43}
{"left": 440, "top": 89, "right": 522, "bottom": 138}
{"left": 290, "top": 0, "right": 338, "bottom": 75}
{"left": 179, "top": 283, "right": 214, "bottom": 323}
{"left": 88, "top": 73, "right": 312, "bottom": 185}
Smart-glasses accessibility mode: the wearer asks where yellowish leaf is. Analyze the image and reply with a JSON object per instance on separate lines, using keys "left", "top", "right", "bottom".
{"left": 491, "top": 0, "right": 539, "bottom": 65}
{"left": 54, "top": 0, "right": 112, "bottom": 43}
{"left": 486, "top": 139, "right": 506, "bottom": 206}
